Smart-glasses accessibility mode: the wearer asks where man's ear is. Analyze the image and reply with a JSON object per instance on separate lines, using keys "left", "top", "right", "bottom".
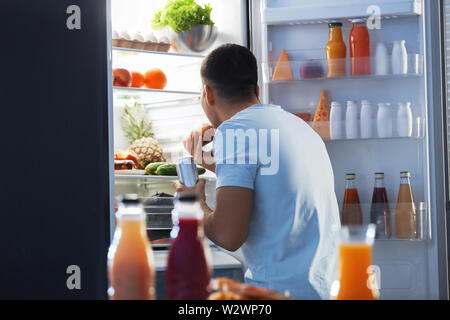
{"left": 256, "top": 85, "right": 260, "bottom": 97}
{"left": 205, "top": 84, "right": 215, "bottom": 107}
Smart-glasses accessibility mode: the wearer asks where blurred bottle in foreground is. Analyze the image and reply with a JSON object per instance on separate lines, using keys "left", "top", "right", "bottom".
{"left": 331, "top": 224, "right": 379, "bottom": 300}
{"left": 107, "top": 194, "right": 155, "bottom": 300}
{"left": 166, "top": 193, "right": 212, "bottom": 300}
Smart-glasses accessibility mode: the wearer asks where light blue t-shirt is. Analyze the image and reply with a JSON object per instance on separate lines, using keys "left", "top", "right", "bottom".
{"left": 212, "top": 104, "right": 341, "bottom": 300}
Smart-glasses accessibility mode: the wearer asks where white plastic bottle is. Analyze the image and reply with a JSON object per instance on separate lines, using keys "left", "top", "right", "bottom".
{"left": 397, "top": 102, "right": 413, "bottom": 137}
{"left": 330, "top": 101, "right": 345, "bottom": 140}
{"left": 377, "top": 103, "right": 393, "bottom": 138}
{"left": 375, "top": 42, "right": 389, "bottom": 76}
{"left": 346, "top": 100, "right": 360, "bottom": 139}
{"left": 392, "top": 40, "right": 408, "bottom": 75}
{"left": 360, "top": 100, "right": 374, "bottom": 139}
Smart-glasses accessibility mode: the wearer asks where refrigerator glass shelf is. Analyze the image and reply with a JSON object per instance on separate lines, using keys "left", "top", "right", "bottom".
{"left": 112, "top": 48, "right": 203, "bottom": 93}
{"left": 114, "top": 173, "right": 215, "bottom": 181}
{"left": 112, "top": 46, "right": 205, "bottom": 59}
{"left": 262, "top": 54, "right": 423, "bottom": 83}
{"left": 113, "top": 86, "right": 200, "bottom": 106}
{"left": 262, "top": 0, "right": 421, "bottom": 25}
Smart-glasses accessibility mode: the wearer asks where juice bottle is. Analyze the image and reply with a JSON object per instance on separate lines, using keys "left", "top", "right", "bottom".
{"left": 333, "top": 224, "right": 379, "bottom": 300}
{"left": 107, "top": 194, "right": 155, "bottom": 300}
{"left": 342, "top": 173, "right": 363, "bottom": 225}
{"left": 166, "top": 193, "right": 212, "bottom": 300}
{"left": 326, "top": 22, "right": 347, "bottom": 78}
{"left": 350, "top": 19, "right": 371, "bottom": 75}
{"left": 369, "top": 173, "right": 391, "bottom": 238}
{"left": 395, "top": 171, "right": 417, "bottom": 238}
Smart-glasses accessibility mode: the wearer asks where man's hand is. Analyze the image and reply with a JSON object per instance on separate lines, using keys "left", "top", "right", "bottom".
{"left": 183, "top": 123, "right": 216, "bottom": 173}
{"left": 173, "top": 179, "right": 207, "bottom": 203}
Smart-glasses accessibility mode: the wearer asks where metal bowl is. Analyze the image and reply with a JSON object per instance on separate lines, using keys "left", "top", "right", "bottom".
{"left": 169, "top": 25, "right": 218, "bottom": 53}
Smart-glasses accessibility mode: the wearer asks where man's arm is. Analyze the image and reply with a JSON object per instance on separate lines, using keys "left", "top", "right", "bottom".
{"left": 202, "top": 186, "right": 253, "bottom": 252}
{"left": 174, "top": 180, "right": 253, "bottom": 252}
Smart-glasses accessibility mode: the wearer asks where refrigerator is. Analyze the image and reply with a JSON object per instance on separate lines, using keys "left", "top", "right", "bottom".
{"left": 249, "top": 0, "right": 449, "bottom": 300}
{"left": 0, "top": 0, "right": 448, "bottom": 300}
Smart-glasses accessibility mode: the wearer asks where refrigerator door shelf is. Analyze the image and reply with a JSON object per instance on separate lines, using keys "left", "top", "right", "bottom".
{"left": 307, "top": 117, "right": 425, "bottom": 142}
{"left": 339, "top": 202, "right": 430, "bottom": 241}
{"left": 262, "top": 54, "right": 424, "bottom": 83}
{"left": 262, "top": 0, "right": 422, "bottom": 25}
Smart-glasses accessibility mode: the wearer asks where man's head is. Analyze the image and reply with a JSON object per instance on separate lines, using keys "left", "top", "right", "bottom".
{"left": 200, "top": 44, "right": 260, "bottom": 128}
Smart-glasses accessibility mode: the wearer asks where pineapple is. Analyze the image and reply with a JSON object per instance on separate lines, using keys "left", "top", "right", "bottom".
{"left": 121, "top": 102, "right": 166, "bottom": 169}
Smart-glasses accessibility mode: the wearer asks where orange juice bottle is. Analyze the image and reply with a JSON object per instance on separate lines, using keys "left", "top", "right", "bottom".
{"left": 332, "top": 224, "right": 379, "bottom": 300}
{"left": 395, "top": 171, "right": 417, "bottom": 238}
{"left": 107, "top": 195, "right": 155, "bottom": 300}
{"left": 326, "top": 22, "right": 347, "bottom": 78}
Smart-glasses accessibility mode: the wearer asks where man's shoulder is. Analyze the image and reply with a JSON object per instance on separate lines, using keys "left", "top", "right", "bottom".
{"left": 218, "top": 104, "right": 284, "bottom": 131}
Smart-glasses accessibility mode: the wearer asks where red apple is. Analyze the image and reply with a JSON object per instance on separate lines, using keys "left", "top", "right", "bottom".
{"left": 113, "top": 68, "right": 132, "bottom": 87}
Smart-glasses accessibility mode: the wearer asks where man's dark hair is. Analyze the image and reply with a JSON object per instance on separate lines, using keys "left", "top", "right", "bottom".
{"left": 200, "top": 43, "right": 258, "bottom": 102}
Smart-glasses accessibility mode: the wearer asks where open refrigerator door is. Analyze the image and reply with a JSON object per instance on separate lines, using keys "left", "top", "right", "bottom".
{"left": 250, "top": 0, "right": 448, "bottom": 299}
{"left": 110, "top": 0, "right": 247, "bottom": 233}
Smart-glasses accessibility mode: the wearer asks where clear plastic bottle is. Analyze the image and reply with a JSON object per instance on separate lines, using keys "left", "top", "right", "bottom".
{"left": 330, "top": 101, "right": 345, "bottom": 140}
{"left": 397, "top": 102, "right": 413, "bottom": 137}
{"left": 392, "top": 40, "right": 408, "bottom": 75}
{"left": 346, "top": 101, "right": 360, "bottom": 139}
{"left": 360, "top": 100, "right": 374, "bottom": 139}
{"left": 375, "top": 42, "right": 389, "bottom": 75}
{"left": 377, "top": 103, "right": 393, "bottom": 138}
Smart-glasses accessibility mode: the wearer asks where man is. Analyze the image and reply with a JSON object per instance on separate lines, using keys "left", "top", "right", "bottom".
{"left": 174, "top": 44, "right": 341, "bottom": 300}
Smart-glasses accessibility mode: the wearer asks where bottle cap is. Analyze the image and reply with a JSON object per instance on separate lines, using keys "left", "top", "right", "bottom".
{"left": 351, "top": 18, "right": 365, "bottom": 23}
{"left": 346, "top": 100, "right": 357, "bottom": 107}
{"left": 346, "top": 173, "right": 356, "bottom": 180}
{"left": 400, "top": 171, "right": 411, "bottom": 178}
{"left": 375, "top": 172, "right": 384, "bottom": 179}
{"left": 361, "top": 100, "right": 371, "bottom": 105}
{"left": 118, "top": 194, "right": 140, "bottom": 205}
{"left": 331, "top": 101, "right": 342, "bottom": 108}
{"left": 174, "top": 192, "right": 198, "bottom": 203}
{"left": 328, "top": 22, "right": 343, "bottom": 27}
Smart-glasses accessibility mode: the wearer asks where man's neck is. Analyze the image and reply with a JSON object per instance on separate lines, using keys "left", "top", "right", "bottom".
{"left": 218, "top": 97, "right": 261, "bottom": 124}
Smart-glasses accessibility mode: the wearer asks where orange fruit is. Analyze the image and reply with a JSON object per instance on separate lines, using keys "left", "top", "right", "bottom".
{"left": 131, "top": 71, "right": 145, "bottom": 88}
{"left": 144, "top": 68, "right": 167, "bottom": 90}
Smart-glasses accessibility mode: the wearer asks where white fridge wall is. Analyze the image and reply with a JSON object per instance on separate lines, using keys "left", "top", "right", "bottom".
{"left": 111, "top": 0, "right": 247, "bottom": 49}
{"left": 251, "top": 0, "right": 439, "bottom": 299}
{"left": 111, "top": 0, "right": 247, "bottom": 155}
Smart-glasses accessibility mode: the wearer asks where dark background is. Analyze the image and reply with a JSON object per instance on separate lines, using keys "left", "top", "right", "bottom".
{"left": 0, "top": 0, "right": 110, "bottom": 299}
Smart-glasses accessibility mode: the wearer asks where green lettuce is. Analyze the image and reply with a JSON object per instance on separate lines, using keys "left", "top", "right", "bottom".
{"left": 152, "top": 0, "right": 214, "bottom": 33}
